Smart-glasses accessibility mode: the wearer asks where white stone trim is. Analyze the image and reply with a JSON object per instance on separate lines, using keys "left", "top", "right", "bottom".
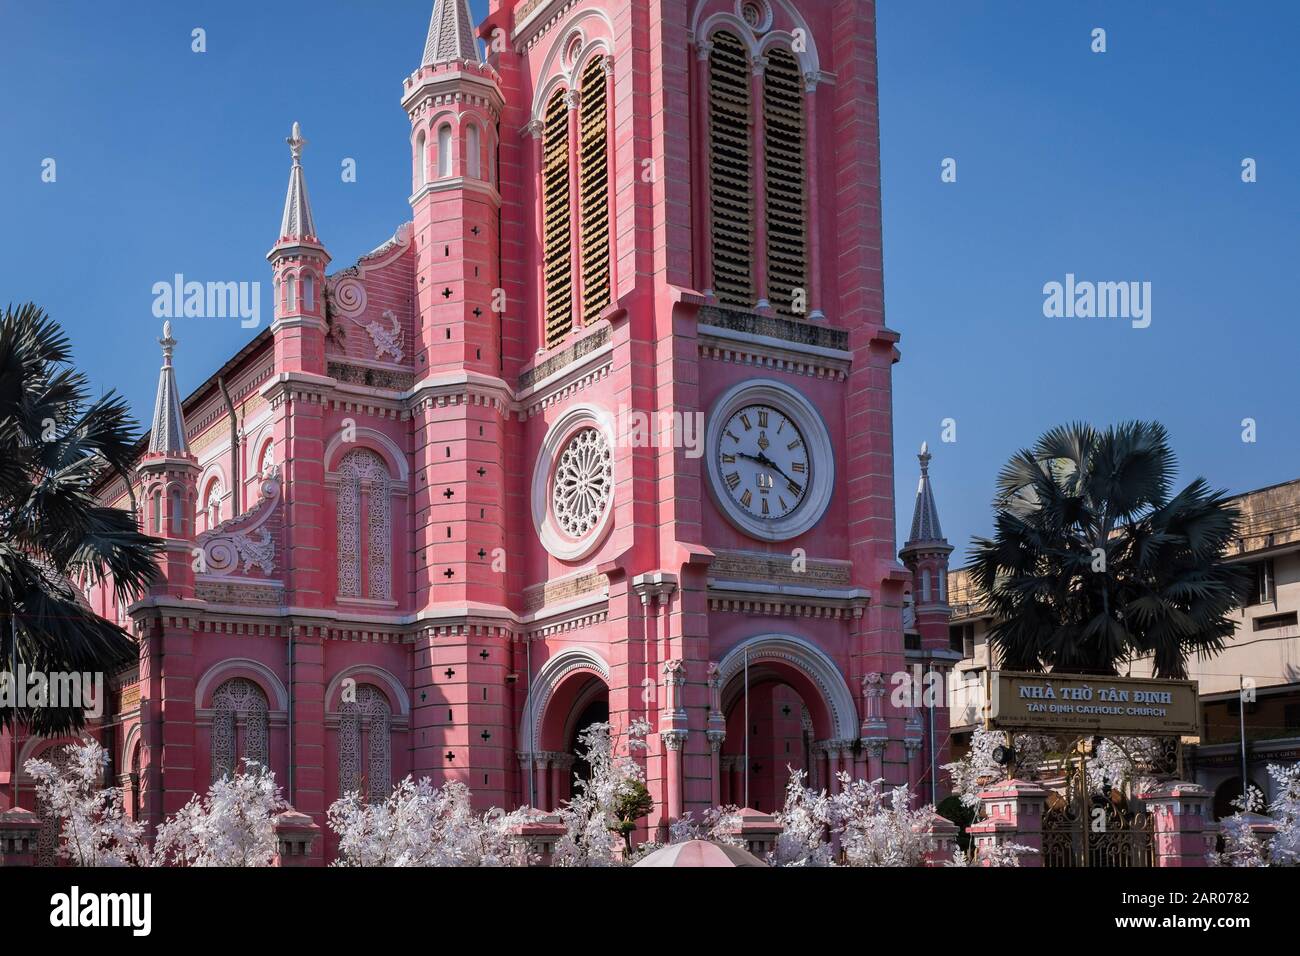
{"left": 717, "top": 633, "right": 858, "bottom": 740}
{"left": 324, "top": 664, "right": 412, "bottom": 720}
{"left": 531, "top": 403, "right": 616, "bottom": 562}
{"left": 194, "top": 657, "right": 290, "bottom": 713}
{"left": 519, "top": 646, "right": 611, "bottom": 753}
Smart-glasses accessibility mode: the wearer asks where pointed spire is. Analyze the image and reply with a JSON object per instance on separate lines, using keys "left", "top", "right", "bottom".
{"left": 906, "top": 441, "right": 945, "bottom": 545}
{"left": 148, "top": 320, "right": 189, "bottom": 455}
{"left": 278, "top": 122, "right": 317, "bottom": 243}
{"left": 421, "top": 0, "right": 479, "bottom": 66}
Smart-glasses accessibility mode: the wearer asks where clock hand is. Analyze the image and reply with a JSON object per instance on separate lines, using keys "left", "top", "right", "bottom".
{"left": 755, "top": 451, "right": 797, "bottom": 488}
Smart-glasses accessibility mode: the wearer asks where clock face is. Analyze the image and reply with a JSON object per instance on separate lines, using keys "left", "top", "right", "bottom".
{"left": 716, "top": 404, "right": 810, "bottom": 520}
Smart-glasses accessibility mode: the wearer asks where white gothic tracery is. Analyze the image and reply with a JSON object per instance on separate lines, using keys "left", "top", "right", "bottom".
{"left": 211, "top": 677, "right": 270, "bottom": 782}
{"left": 552, "top": 427, "right": 613, "bottom": 538}
{"left": 337, "top": 449, "right": 392, "bottom": 600}
{"left": 338, "top": 684, "right": 393, "bottom": 803}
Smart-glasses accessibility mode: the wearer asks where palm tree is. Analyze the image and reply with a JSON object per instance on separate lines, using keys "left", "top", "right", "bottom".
{"left": 969, "top": 421, "right": 1251, "bottom": 679}
{"left": 0, "top": 303, "right": 161, "bottom": 735}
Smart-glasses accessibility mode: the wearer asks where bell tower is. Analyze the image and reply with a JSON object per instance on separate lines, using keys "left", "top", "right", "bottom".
{"left": 402, "top": 0, "right": 512, "bottom": 806}
{"left": 899, "top": 442, "right": 957, "bottom": 793}
{"left": 138, "top": 321, "right": 199, "bottom": 600}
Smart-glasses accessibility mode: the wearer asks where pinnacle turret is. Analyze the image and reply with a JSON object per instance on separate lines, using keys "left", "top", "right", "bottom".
{"left": 147, "top": 320, "right": 189, "bottom": 455}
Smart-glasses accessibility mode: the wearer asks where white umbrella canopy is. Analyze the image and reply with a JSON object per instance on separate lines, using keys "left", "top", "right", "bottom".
{"left": 633, "top": 839, "right": 768, "bottom": 868}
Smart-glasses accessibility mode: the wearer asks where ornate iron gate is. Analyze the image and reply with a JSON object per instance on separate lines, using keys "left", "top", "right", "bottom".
{"left": 1042, "top": 749, "right": 1154, "bottom": 868}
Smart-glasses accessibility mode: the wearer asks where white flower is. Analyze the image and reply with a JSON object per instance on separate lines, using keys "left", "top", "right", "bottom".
{"left": 24, "top": 738, "right": 148, "bottom": 866}
{"left": 152, "top": 760, "right": 284, "bottom": 867}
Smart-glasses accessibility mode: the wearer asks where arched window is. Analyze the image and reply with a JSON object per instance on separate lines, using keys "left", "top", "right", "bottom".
{"left": 921, "top": 569, "right": 932, "bottom": 603}
{"left": 286, "top": 274, "right": 297, "bottom": 313}
{"left": 256, "top": 440, "right": 274, "bottom": 478}
{"left": 336, "top": 449, "right": 392, "bottom": 600}
{"left": 169, "top": 487, "right": 183, "bottom": 535}
{"left": 763, "top": 48, "right": 807, "bottom": 317}
{"left": 35, "top": 745, "right": 74, "bottom": 865}
{"left": 437, "top": 123, "right": 452, "bottom": 178}
{"left": 415, "top": 129, "right": 427, "bottom": 186}
{"left": 579, "top": 57, "right": 612, "bottom": 324}
{"left": 338, "top": 684, "right": 392, "bottom": 803}
{"left": 466, "top": 123, "right": 481, "bottom": 179}
{"left": 541, "top": 90, "right": 573, "bottom": 348}
{"left": 203, "top": 478, "right": 223, "bottom": 531}
{"left": 303, "top": 273, "right": 315, "bottom": 312}
{"left": 210, "top": 677, "right": 269, "bottom": 782}
{"left": 128, "top": 742, "right": 142, "bottom": 822}
{"left": 709, "top": 31, "right": 754, "bottom": 307}
{"left": 152, "top": 489, "right": 162, "bottom": 533}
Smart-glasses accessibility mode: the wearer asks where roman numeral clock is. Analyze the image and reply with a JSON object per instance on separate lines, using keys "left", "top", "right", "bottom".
{"left": 705, "top": 380, "right": 835, "bottom": 541}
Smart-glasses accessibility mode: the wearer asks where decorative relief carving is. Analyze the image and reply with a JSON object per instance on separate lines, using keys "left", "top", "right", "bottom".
{"left": 522, "top": 570, "right": 606, "bottom": 613}
{"left": 330, "top": 276, "right": 367, "bottom": 318}
{"left": 710, "top": 550, "right": 851, "bottom": 586}
{"left": 698, "top": 305, "right": 848, "bottom": 351}
{"left": 353, "top": 308, "right": 404, "bottom": 363}
{"left": 551, "top": 427, "right": 612, "bottom": 538}
{"left": 197, "top": 467, "right": 281, "bottom": 578}
{"left": 518, "top": 324, "right": 610, "bottom": 391}
{"left": 328, "top": 362, "right": 415, "bottom": 392}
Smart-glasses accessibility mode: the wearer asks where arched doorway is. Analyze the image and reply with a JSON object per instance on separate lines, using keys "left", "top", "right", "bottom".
{"left": 567, "top": 697, "right": 610, "bottom": 791}
{"left": 716, "top": 634, "right": 859, "bottom": 813}
{"left": 523, "top": 648, "right": 612, "bottom": 811}
{"left": 722, "top": 677, "right": 815, "bottom": 812}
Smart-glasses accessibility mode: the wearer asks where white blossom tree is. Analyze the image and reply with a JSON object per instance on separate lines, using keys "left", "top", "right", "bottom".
{"left": 664, "top": 805, "right": 744, "bottom": 847}
{"left": 24, "top": 738, "right": 148, "bottom": 866}
{"left": 946, "top": 840, "right": 1037, "bottom": 867}
{"left": 152, "top": 759, "right": 284, "bottom": 867}
{"left": 1086, "top": 736, "right": 1163, "bottom": 797}
{"left": 768, "top": 768, "right": 1033, "bottom": 867}
{"left": 552, "top": 718, "right": 651, "bottom": 867}
{"left": 328, "top": 777, "right": 536, "bottom": 867}
{"left": 1213, "top": 764, "right": 1300, "bottom": 867}
{"left": 833, "top": 774, "right": 938, "bottom": 867}
{"left": 944, "top": 727, "right": 1164, "bottom": 810}
{"left": 769, "top": 769, "right": 837, "bottom": 866}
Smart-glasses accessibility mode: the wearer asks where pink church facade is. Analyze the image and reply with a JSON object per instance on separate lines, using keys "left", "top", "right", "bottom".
{"left": 1, "top": 0, "right": 956, "bottom": 863}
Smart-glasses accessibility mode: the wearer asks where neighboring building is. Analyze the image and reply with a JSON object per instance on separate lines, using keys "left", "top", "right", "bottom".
{"left": 945, "top": 478, "right": 1300, "bottom": 814}
{"left": 0, "top": 0, "right": 951, "bottom": 861}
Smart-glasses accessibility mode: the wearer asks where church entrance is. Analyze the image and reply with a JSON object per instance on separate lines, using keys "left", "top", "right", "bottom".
{"left": 722, "top": 678, "right": 815, "bottom": 812}
{"left": 567, "top": 697, "right": 609, "bottom": 791}
{"left": 526, "top": 652, "right": 611, "bottom": 811}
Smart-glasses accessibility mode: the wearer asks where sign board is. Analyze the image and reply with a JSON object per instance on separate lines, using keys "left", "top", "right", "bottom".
{"left": 987, "top": 670, "right": 1199, "bottom": 737}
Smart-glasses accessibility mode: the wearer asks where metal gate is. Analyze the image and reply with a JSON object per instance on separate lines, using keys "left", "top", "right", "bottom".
{"left": 1042, "top": 748, "right": 1154, "bottom": 868}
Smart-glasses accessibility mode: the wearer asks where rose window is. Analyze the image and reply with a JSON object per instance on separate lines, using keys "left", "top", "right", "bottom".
{"left": 551, "top": 427, "right": 613, "bottom": 538}
{"left": 739, "top": 1, "right": 770, "bottom": 31}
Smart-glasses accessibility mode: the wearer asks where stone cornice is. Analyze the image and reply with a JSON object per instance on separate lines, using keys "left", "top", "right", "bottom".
{"left": 407, "top": 175, "right": 502, "bottom": 209}
{"left": 696, "top": 308, "right": 852, "bottom": 381}
{"left": 401, "top": 65, "right": 505, "bottom": 117}
{"left": 127, "top": 591, "right": 614, "bottom": 642}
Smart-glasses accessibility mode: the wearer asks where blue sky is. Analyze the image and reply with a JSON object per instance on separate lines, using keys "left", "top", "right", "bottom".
{"left": 1, "top": 1, "right": 1296, "bottom": 558}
